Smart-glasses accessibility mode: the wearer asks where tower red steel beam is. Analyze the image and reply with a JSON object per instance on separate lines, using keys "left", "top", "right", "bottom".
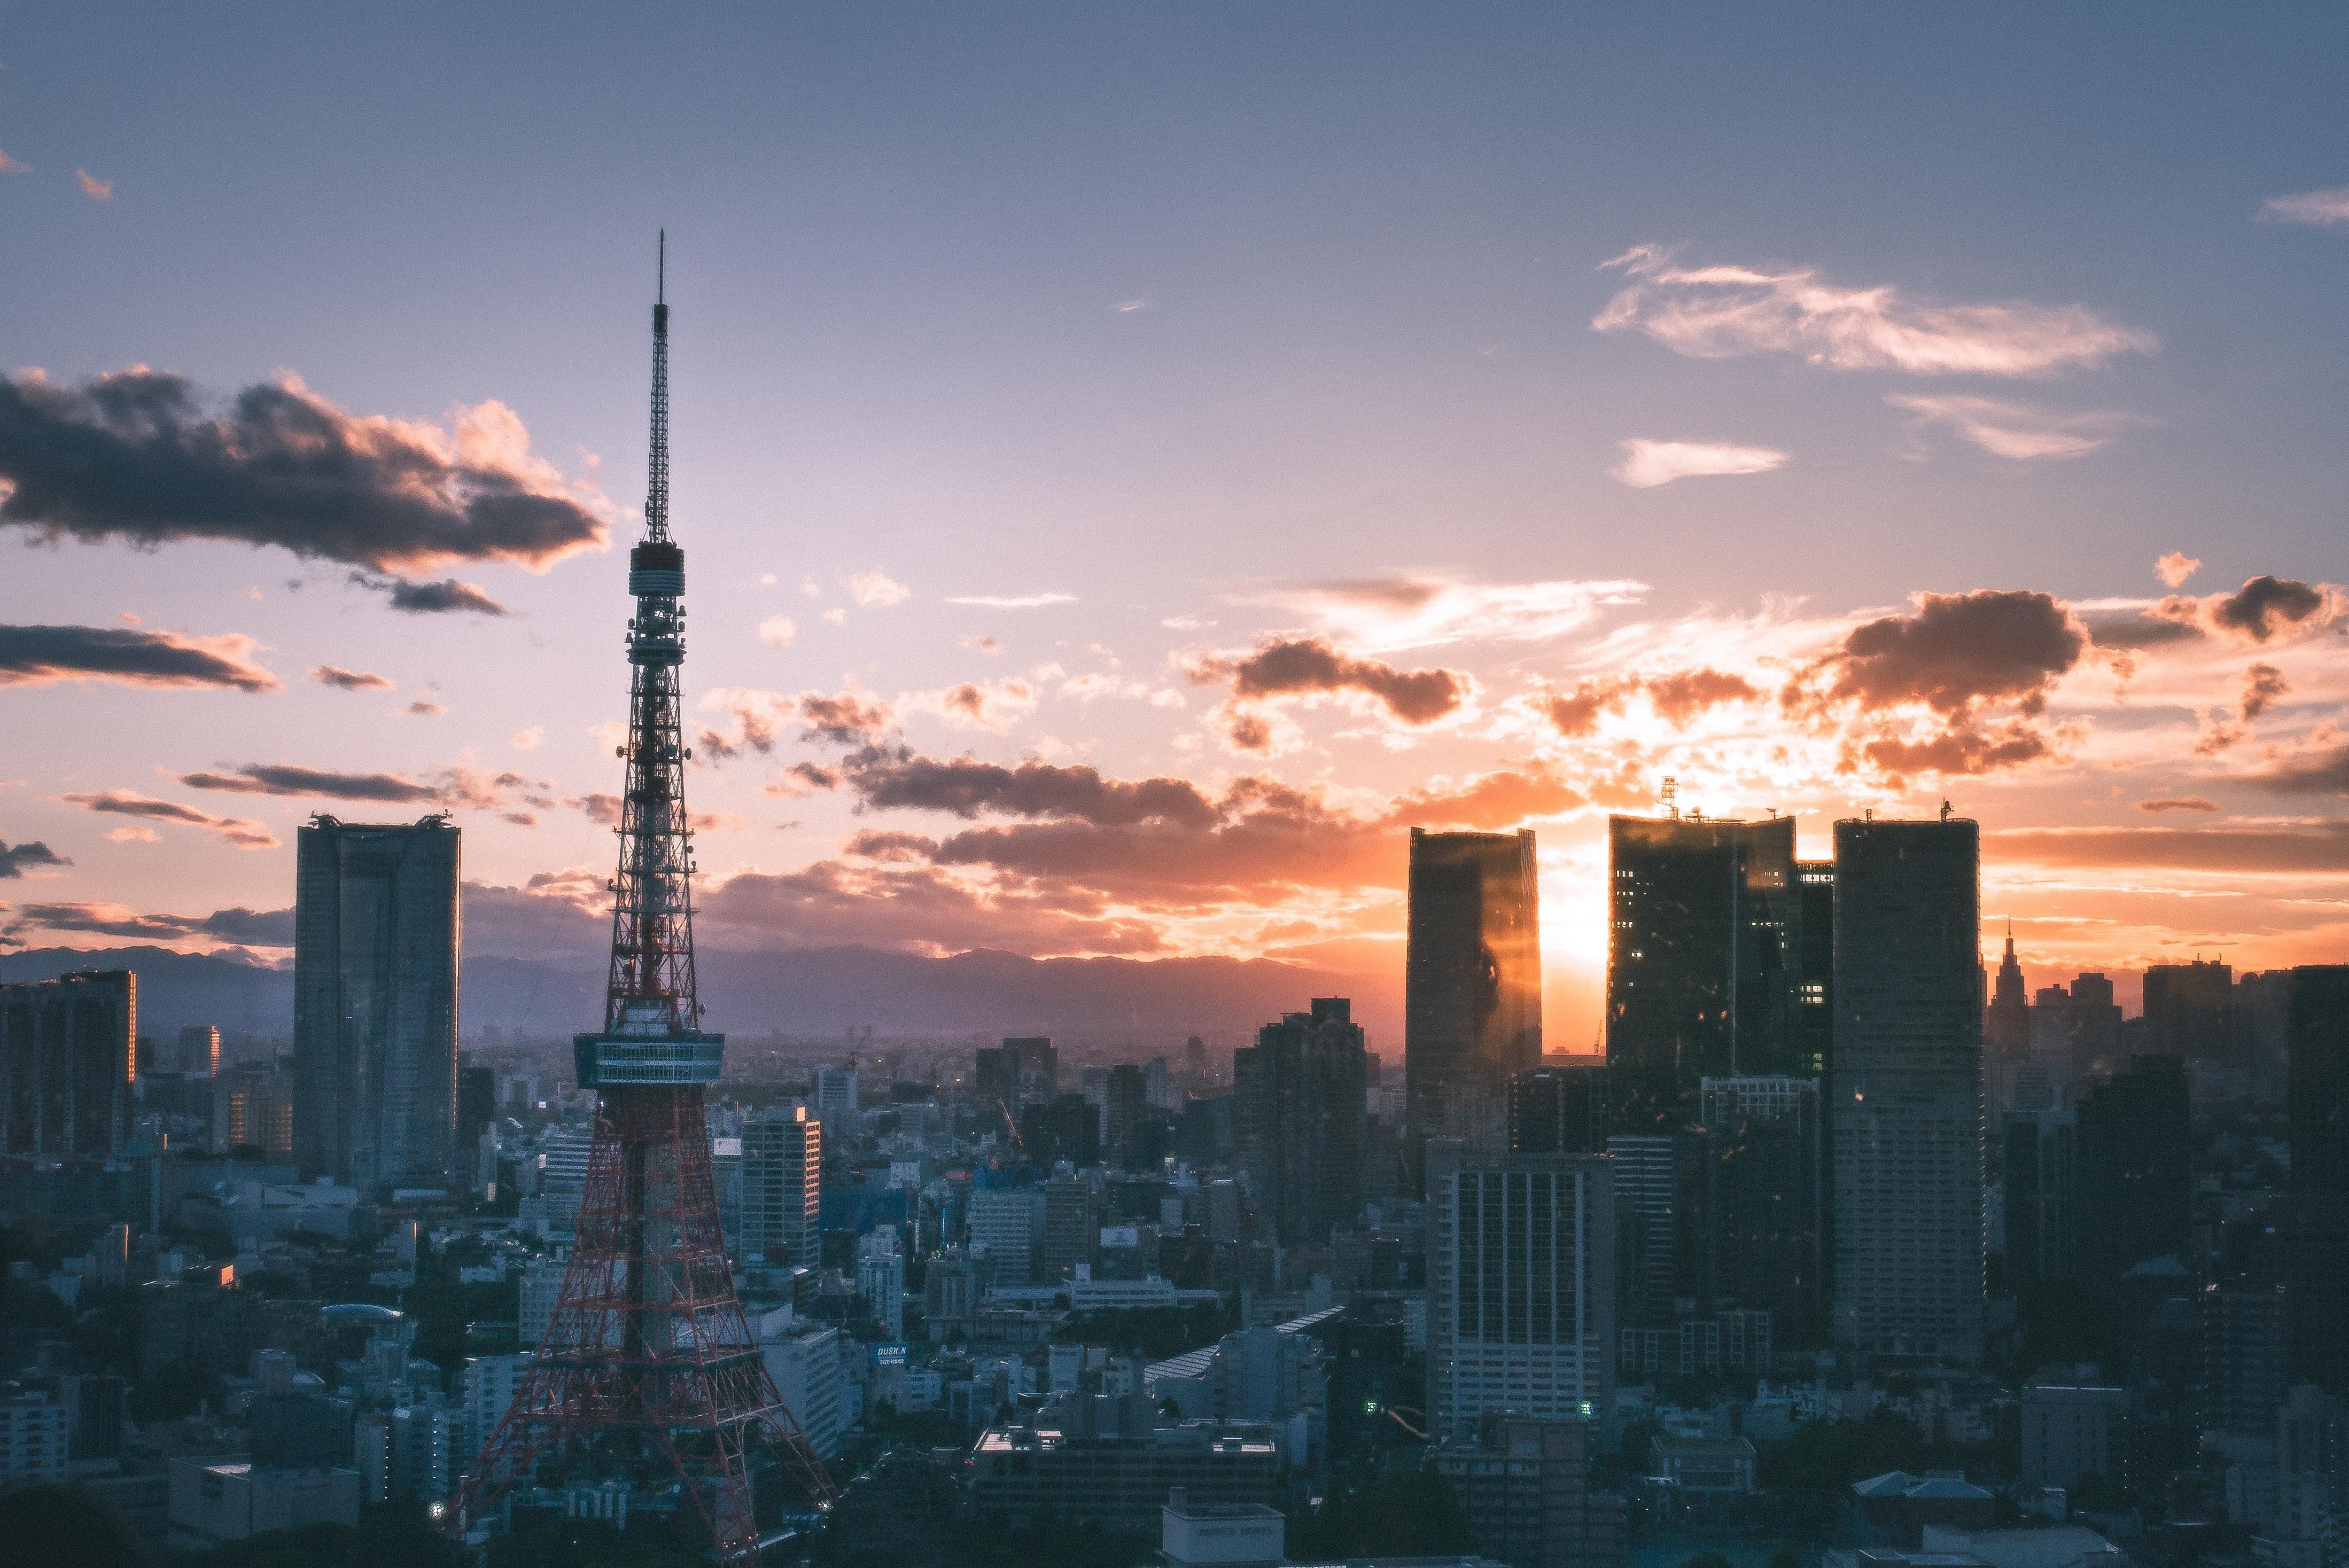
{"left": 449, "top": 237, "right": 837, "bottom": 1561}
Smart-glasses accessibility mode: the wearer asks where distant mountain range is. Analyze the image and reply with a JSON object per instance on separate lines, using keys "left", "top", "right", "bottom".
{"left": 0, "top": 942, "right": 1402, "bottom": 1050}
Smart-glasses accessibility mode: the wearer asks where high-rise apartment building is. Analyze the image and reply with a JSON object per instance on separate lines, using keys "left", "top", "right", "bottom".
{"left": 0, "top": 969, "right": 135, "bottom": 1158}
{"left": 1405, "top": 829, "right": 1542, "bottom": 1175}
{"left": 293, "top": 815, "right": 460, "bottom": 1189}
{"left": 813, "top": 1066, "right": 859, "bottom": 1137}
{"left": 1510, "top": 1060, "right": 1611, "bottom": 1156}
{"left": 1233, "top": 998, "right": 1368, "bottom": 1246}
{"left": 176, "top": 1024, "right": 222, "bottom": 1078}
{"left": 739, "top": 1104, "right": 822, "bottom": 1268}
{"left": 1603, "top": 1133, "right": 1683, "bottom": 1327}
{"left": 1105, "top": 1063, "right": 1147, "bottom": 1168}
{"left": 856, "top": 1231, "right": 906, "bottom": 1341}
{"left": 1425, "top": 1142, "right": 1613, "bottom": 1438}
{"left": 969, "top": 1188, "right": 1041, "bottom": 1285}
{"left": 2075, "top": 1055, "right": 2190, "bottom": 1290}
{"left": 1041, "top": 1175, "right": 1096, "bottom": 1282}
{"left": 1606, "top": 814, "right": 1802, "bottom": 1131}
{"left": 2288, "top": 966, "right": 2349, "bottom": 1396}
{"left": 975, "top": 1036, "right": 1058, "bottom": 1133}
{"left": 1830, "top": 815, "right": 1984, "bottom": 1366}
{"left": 1697, "top": 1074, "right": 1824, "bottom": 1337}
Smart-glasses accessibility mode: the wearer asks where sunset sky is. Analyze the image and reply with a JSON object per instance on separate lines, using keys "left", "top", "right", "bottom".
{"left": 4, "top": 6, "right": 2346, "bottom": 1044}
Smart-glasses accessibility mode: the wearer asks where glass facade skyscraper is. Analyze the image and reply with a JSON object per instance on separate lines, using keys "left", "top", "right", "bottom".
{"left": 293, "top": 814, "right": 461, "bottom": 1190}
{"left": 1829, "top": 816, "right": 1984, "bottom": 1365}
{"left": 1404, "top": 828, "right": 1542, "bottom": 1174}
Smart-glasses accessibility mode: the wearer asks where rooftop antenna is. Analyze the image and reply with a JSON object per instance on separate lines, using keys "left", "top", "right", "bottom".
{"left": 1661, "top": 776, "right": 1678, "bottom": 821}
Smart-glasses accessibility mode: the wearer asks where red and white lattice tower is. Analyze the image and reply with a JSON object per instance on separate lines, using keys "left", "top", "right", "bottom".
{"left": 449, "top": 237, "right": 836, "bottom": 1559}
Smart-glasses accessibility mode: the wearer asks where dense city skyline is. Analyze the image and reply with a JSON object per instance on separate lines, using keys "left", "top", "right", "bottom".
{"left": 5, "top": 7, "right": 2347, "bottom": 1049}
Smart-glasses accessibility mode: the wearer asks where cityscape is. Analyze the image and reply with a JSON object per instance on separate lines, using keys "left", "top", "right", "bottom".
{"left": 3, "top": 10, "right": 2348, "bottom": 1568}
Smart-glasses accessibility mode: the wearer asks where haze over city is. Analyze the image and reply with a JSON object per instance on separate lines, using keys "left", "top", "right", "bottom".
{"left": 5, "top": 4, "right": 2347, "bottom": 1047}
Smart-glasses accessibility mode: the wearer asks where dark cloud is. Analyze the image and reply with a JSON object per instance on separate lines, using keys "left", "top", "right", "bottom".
{"left": 0, "top": 839, "right": 69, "bottom": 877}
{"left": 312, "top": 665, "right": 392, "bottom": 691}
{"left": 1195, "top": 637, "right": 1471, "bottom": 727}
{"left": 1803, "top": 590, "right": 2084, "bottom": 718}
{"left": 2246, "top": 746, "right": 2349, "bottom": 797}
{"left": 840, "top": 750, "right": 1219, "bottom": 828}
{"left": 697, "top": 860, "right": 1165, "bottom": 957}
{"left": 2137, "top": 797, "right": 2222, "bottom": 814}
{"left": 355, "top": 574, "right": 510, "bottom": 615}
{"left": 1544, "top": 668, "right": 1761, "bottom": 737}
{"left": 58, "top": 789, "right": 279, "bottom": 848}
{"left": 1992, "top": 821, "right": 2349, "bottom": 875}
{"left": 1860, "top": 725, "right": 2052, "bottom": 783}
{"left": 2084, "top": 613, "right": 2202, "bottom": 651}
{"left": 0, "top": 368, "right": 606, "bottom": 574}
{"left": 406, "top": 700, "right": 446, "bottom": 716}
{"left": 697, "top": 687, "right": 898, "bottom": 766}
{"left": 5, "top": 901, "right": 295, "bottom": 946}
{"left": 569, "top": 792, "right": 622, "bottom": 827}
{"left": 2214, "top": 576, "right": 2329, "bottom": 642}
{"left": 0, "top": 623, "right": 277, "bottom": 691}
{"left": 2241, "top": 662, "right": 2290, "bottom": 720}
{"left": 181, "top": 763, "right": 440, "bottom": 803}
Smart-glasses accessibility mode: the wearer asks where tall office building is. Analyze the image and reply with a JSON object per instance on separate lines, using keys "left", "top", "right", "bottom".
{"left": 2288, "top": 966, "right": 2349, "bottom": 1395}
{"left": 1510, "top": 1060, "right": 1611, "bottom": 1155}
{"left": 1426, "top": 1142, "right": 1613, "bottom": 1438}
{"left": 176, "top": 1024, "right": 222, "bottom": 1078}
{"left": 1603, "top": 1133, "right": 1683, "bottom": 1326}
{"left": 2145, "top": 959, "right": 2234, "bottom": 1066}
{"left": 1794, "top": 862, "right": 1834, "bottom": 1078}
{"left": 1040, "top": 1175, "right": 1095, "bottom": 1281}
{"left": 1697, "top": 1074, "right": 1824, "bottom": 1337}
{"left": 2074, "top": 1055, "right": 2190, "bottom": 1290}
{"left": 974, "top": 1036, "right": 1058, "bottom": 1132}
{"left": 293, "top": 815, "right": 461, "bottom": 1189}
{"left": 740, "top": 1104, "right": 822, "bottom": 1267}
{"left": 1233, "top": 998, "right": 1368, "bottom": 1246}
{"left": 0, "top": 970, "right": 135, "bottom": 1158}
{"left": 1830, "top": 815, "right": 1985, "bottom": 1366}
{"left": 2067, "top": 974, "right": 2124, "bottom": 1078}
{"left": 1606, "top": 814, "right": 1802, "bottom": 1131}
{"left": 1405, "top": 829, "right": 1542, "bottom": 1175}
{"left": 2002, "top": 1108, "right": 2075, "bottom": 1290}
{"left": 1105, "top": 1063, "right": 1147, "bottom": 1167}
{"left": 1985, "top": 930, "right": 2029, "bottom": 1063}
{"left": 813, "top": 1066, "right": 859, "bottom": 1135}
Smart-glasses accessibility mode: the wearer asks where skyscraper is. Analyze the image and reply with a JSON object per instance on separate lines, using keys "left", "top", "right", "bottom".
{"left": 974, "top": 1035, "right": 1057, "bottom": 1133}
{"left": 0, "top": 970, "right": 134, "bottom": 1158}
{"left": 1233, "top": 997, "right": 1368, "bottom": 1246}
{"left": 2288, "top": 966, "right": 2349, "bottom": 1396}
{"left": 293, "top": 814, "right": 461, "bottom": 1190}
{"left": 1830, "top": 815, "right": 1984, "bottom": 1366}
{"left": 1606, "top": 814, "right": 1802, "bottom": 1130}
{"left": 1105, "top": 1063, "right": 1147, "bottom": 1168}
{"left": 1425, "top": 1142, "right": 1613, "bottom": 1438}
{"left": 1405, "top": 829, "right": 1542, "bottom": 1175}
{"left": 1697, "top": 1074, "right": 1825, "bottom": 1337}
{"left": 2145, "top": 959, "right": 2234, "bottom": 1067}
{"left": 1985, "top": 929, "right": 2029, "bottom": 1063}
{"left": 2074, "top": 1055, "right": 2190, "bottom": 1290}
{"left": 739, "top": 1104, "right": 822, "bottom": 1267}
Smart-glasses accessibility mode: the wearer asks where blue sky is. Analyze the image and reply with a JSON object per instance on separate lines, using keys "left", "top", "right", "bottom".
{"left": 3, "top": 4, "right": 2345, "bottom": 1040}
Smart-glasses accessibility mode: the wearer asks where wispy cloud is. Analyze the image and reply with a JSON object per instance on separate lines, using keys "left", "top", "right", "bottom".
{"left": 1886, "top": 394, "right": 2145, "bottom": 459}
{"left": 58, "top": 789, "right": 279, "bottom": 848}
{"left": 0, "top": 151, "right": 28, "bottom": 175}
{"left": 1235, "top": 576, "right": 1647, "bottom": 652}
{"left": 1594, "top": 244, "right": 2155, "bottom": 376}
{"left": 76, "top": 169, "right": 112, "bottom": 200}
{"left": 945, "top": 592, "right": 1077, "bottom": 609}
{"left": 2260, "top": 187, "right": 2349, "bottom": 228}
{"left": 1612, "top": 438, "right": 1787, "bottom": 488}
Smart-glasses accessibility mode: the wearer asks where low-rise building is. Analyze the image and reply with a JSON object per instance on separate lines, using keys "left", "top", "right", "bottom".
{"left": 0, "top": 1390, "right": 68, "bottom": 1488}
{"left": 1433, "top": 1414, "right": 1624, "bottom": 1568}
{"left": 969, "top": 1420, "right": 1284, "bottom": 1528}
{"left": 1648, "top": 1434, "right": 1756, "bottom": 1496}
{"left": 166, "top": 1459, "right": 361, "bottom": 1550}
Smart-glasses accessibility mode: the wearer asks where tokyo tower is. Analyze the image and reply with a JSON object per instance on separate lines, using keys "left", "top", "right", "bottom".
{"left": 449, "top": 237, "right": 837, "bottom": 1559}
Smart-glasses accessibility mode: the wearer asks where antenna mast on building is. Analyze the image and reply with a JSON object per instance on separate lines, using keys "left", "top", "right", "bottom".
{"left": 449, "top": 240, "right": 836, "bottom": 1561}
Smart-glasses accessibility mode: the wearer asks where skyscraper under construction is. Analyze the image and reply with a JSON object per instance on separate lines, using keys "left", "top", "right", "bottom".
{"left": 449, "top": 243, "right": 833, "bottom": 1559}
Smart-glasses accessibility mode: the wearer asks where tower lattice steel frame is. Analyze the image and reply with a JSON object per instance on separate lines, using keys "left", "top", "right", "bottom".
{"left": 449, "top": 238, "right": 837, "bottom": 1559}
